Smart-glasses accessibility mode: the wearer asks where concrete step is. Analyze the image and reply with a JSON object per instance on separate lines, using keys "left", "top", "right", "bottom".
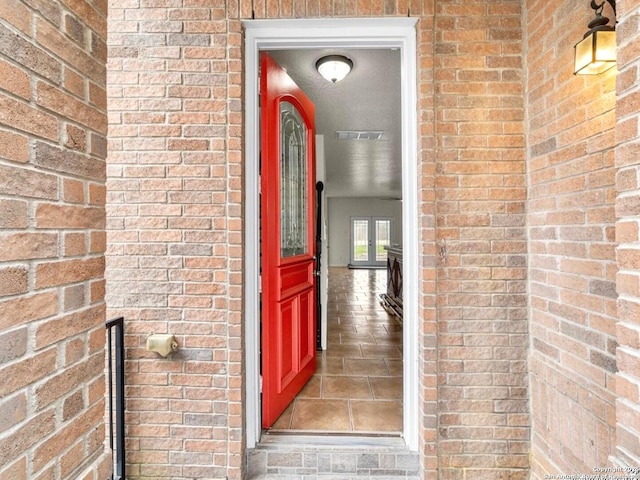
{"left": 246, "top": 434, "right": 420, "bottom": 479}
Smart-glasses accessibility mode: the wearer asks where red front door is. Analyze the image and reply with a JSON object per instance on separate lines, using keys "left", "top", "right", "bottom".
{"left": 260, "top": 52, "right": 317, "bottom": 428}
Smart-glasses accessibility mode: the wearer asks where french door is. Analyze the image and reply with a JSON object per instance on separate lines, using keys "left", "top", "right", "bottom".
{"left": 350, "top": 217, "right": 393, "bottom": 268}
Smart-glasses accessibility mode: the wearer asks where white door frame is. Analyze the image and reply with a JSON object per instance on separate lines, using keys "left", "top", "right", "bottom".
{"left": 243, "top": 17, "right": 419, "bottom": 451}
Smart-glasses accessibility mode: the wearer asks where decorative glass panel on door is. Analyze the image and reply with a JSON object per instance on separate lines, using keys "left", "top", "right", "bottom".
{"left": 375, "top": 219, "right": 392, "bottom": 262}
{"left": 352, "top": 219, "right": 370, "bottom": 262}
{"left": 280, "top": 101, "right": 308, "bottom": 257}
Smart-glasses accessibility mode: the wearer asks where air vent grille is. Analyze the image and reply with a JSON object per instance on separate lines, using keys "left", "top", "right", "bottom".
{"left": 336, "top": 130, "right": 383, "bottom": 140}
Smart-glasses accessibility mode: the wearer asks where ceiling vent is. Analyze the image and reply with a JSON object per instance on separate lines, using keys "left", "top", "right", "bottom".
{"left": 336, "top": 130, "right": 383, "bottom": 140}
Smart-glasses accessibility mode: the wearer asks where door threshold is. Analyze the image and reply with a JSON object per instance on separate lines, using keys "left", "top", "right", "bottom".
{"left": 258, "top": 431, "right": 406, "bottom": 449}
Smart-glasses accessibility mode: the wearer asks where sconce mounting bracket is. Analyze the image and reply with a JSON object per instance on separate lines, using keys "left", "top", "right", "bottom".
{"left": 592, "top": 0, "right": 616, "bottom": 18}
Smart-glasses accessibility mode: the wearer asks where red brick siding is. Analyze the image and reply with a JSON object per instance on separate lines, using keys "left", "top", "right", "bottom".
{"left": 107, "top": 0, "right": 533, "bottom": 478}
{"left": 434, "top": 2, "right": 529, "bottom": 478}
{"left": 615, "top": 0, "right": 640, "bottom": 469}
{"left": 106, "top": 3, "right": 244, "bottom": 478}
{"left": 417, "top": 7, "right": 439, "bottom": 479}
{"left": 3, "top": 0, "right": 640, "bottom": 478}
{"left": 526, "top": 0, "right": 619, "bottom": 476}
{"left": 0, "top": 1, "right": 109, "bottom": 479}
{"left": 106, "top": 2, "right": 441, "bottom": 479}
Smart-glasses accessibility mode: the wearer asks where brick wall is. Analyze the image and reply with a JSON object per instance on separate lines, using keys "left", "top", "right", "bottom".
{"left": 0, "top": 1, "right": 109, "bottom": 479}
{"left": 614, "top": 0, "right": 640, "bottom": 469}
{"left": 434, "top": 2, "right": 529, "bottom": 478}
{"left": 106, "top": 2, "right": 244, "bottom": 478}
{"left": 105, "top": 2, "right": 438, "bottom": 479}
{"left": 106, "top": 0, "right": 533, "bottom": 478}
{"left": 4, "top": 0, "right": 639, "bottom": 478}
{"left": 416, "top": 7, "right": 438, "bottom": 479}
{"left": 526, "top": 0, "right": 619, "bottom": 476}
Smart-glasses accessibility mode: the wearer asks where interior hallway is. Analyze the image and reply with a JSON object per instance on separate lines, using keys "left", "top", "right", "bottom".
{"left": 270, "top": 267, "right": 403, "bottom": 434}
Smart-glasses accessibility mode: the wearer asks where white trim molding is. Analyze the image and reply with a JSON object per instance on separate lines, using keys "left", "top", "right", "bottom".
{"left": 243, "top": 17, "right": 419, "bottom": 451}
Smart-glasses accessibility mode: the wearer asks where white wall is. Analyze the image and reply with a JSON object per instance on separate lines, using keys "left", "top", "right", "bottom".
{"left": 316, "top": 135, "right": 329, "bottom": 349}
{"left": 327, "top": 197, "right": 402, "bottom": 266}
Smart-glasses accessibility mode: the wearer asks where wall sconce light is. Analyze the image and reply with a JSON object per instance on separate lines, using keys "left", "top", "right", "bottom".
{"left": 316, "top": 55, "right": 353, "bottom": 83}
{"left": 574, "top": 0, "right": 617, "bottom": 75}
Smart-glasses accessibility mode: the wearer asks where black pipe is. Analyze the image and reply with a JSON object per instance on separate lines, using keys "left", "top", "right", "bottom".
{"left": 106, "top": 317, "right": 126, "bottom": 480}
{"left": 315, "top": 181, "right": 324, "bottom": 350}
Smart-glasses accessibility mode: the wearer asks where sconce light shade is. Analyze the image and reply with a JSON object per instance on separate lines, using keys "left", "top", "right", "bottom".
{"left": 574, "top": 29, "right": 616, "bottom": 75}
{"left": 574, "top": 0, "right": 617, "bottom": 75}
{"left": 316, "top": 55, "right": 353, "bottom": 83}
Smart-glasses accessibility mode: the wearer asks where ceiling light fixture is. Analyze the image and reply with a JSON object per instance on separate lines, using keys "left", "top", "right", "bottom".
{"left": 316, "top": 55, "right": 353, "bottom": 83}
{"left": 336, "top": 130, "right": 383, "bottom": 140}
{"left": 574, "top": 0, "right": 617, "bottom": 75}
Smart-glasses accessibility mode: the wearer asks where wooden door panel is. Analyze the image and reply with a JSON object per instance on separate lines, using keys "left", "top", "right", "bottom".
{"left": 297, "top": 288, "right": 315, "bottom": 368}
{"left": 280, "top": 261, "right": 314, "bottom": 298}
{"left": 276, "top": 297, "right": 296, "bottom": 391}
{"left": 260, "top": 52, "right": 317, "bottom": 428}
{"left": 274, "top": 288, "right": 314, "bottom": 391}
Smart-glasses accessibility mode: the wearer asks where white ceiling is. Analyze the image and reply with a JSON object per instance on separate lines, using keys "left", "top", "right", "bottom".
{"left": 268, "top": 48, "right": 402, "bottom": 199}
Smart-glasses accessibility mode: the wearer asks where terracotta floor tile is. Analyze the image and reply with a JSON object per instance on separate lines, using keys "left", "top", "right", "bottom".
{"left": 290, "top": 399, "right": 351, "bottom": 430}
{"left": 373, "top": 332, "right": 403, "bottom": 345}
{"left": 369, "top": 376, "right": 402, "bottom": 399}
{"left": 365, "top": 317, "right": 397, "bottom": 325}
{"left": 354, "top": 323, "right": 390, "bottom": 334}
{"left": 327, "top": 332, "right": 341, "bottom": 344}
{"left": 333, "top": 323, "right": 357, "bottom": 333}
{"left": 339, "top": 332, "right": 376, "bottom": 345}
{"left": 298, "top": 374, "right": 322, "bottom": 398}
{"left": 360, "top": 344, "right": 402, "bottom": 358}
{"left": 272, "top": 401, "right": 293, "bottom": 429}
{"left": 334, "top": 316, "right": 371, "bottom": 324}
{"left": 316, "top": 355, "right": 345, "bottom": 375}
{"left": 351, "top": 400, "right": 403, "bottom": 432}
{"left": 324, "top": 343, "right": 361, "bottom": 358}
{"left": 385, "top": 359, "right": 403, "bottom": 376}
{"left": 384, "top": 324, "right": 403, "bottom": 333}
{"left": 322, "top": 376, "right": 372, "bottom": 399}
{"left": 344, "top": 358, "right": 390, "bottom": 376}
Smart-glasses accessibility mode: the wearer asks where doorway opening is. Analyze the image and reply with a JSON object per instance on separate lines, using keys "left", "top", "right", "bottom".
{"left": 243, "top": 18, "right": 419, "bottom": 451}
{"left": 268, "top": 266, "right": 403, "bottom": 433}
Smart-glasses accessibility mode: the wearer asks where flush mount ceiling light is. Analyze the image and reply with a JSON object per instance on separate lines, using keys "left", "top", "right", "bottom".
{"left": 316, "top": 55, "right": 353, "bottom": 83}
{"left": 574, "top": 0, "right": 617, "bottom": 75}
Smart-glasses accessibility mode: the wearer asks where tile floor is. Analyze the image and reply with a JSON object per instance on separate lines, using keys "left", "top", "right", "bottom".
{"left": 270, "top": 267, "right": 403, "bottom": 434}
